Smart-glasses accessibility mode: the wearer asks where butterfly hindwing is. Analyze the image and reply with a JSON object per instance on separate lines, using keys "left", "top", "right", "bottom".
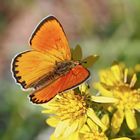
{"left": 30, "top": 65, "right": 90, "bottom": 104}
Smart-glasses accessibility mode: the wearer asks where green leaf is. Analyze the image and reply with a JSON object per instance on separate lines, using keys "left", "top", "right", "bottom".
{"left": 82, "top": 55, "right": 99, "bottom": 68}
{"left": 71, "top": 44, "right": 83, "bottom": 61}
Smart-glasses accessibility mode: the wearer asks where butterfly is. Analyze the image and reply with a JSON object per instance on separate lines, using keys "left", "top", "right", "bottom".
{"left": 11, "top": 15, "right": 94, "bottom": 104}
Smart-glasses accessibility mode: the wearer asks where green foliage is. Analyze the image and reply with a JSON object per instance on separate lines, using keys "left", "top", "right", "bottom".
{"left": 71, "top": 44, "right": 83, "bottom": 61}
{"left": 82, "top": 55, "right": 99, "bottom": 68}
{"left": 72, "top": 44, "right": 99, "bottom": 68}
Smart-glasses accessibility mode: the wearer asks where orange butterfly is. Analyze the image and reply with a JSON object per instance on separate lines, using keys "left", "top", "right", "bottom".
{"left": 12, "top": 16, "right": 90, "bottom": 104}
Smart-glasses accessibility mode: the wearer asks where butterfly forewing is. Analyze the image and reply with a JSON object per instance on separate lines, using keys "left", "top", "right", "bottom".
{"left": 12, "top": 16, "right": 71, "bottom": 89}
{"left": 30, "top": 16, "right": 71, "bottom": 60}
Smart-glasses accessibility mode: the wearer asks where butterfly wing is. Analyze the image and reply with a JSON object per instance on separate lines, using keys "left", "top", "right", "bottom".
{"left": 30, "top": 65, "right": 90, "bottom": 104}
{"left": 12, "top": 16, "right": 71, "bottom": 89}
{"left": 30, "top": 15, "right": 71, "bottom": 60}
{"left": 12, "top": 51, "right": 60, "bottom": 89}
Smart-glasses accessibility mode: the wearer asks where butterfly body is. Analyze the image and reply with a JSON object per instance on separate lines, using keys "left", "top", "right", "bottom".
{"left": 12, "top": 15, "right": 90, "bottom": 104}
{"left": 31, "top": 60, "right": 78, "bottom": 90}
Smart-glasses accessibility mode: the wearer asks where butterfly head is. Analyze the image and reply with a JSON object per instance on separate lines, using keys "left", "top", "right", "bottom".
{"left": 73, "top": 61, "right": 80, "bottom": 66}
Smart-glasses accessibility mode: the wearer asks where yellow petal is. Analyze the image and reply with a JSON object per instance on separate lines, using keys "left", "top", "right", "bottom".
{"left": 51, "top": 131, "right": 79, "bottom": 140}
{"left": 99, "top": 70, "right": 108, "bottom": 83}
{"left": 111, "top": 109, "right": 124, "bottom": 134}
{"left": 100, "top": 70, "right": 116, "bottom": 86}
{"left": 54, "top": 120, "right": 69, "bottom": 137}
{"left": 111, "top": 64, "right": 123, "bottom": 82}
{"left": 93, "top": 83, "right": 113, "bottom": 97}
{"left": 107, "top": 106, "right": 114, "bottom": 113}
{"left": 50, "top": 134, "right": 59, "bottom": 140}
{"left": 87, "top": 118, "right": 98, "bottom": 131}
{"left": 130, "top": 74, "right": 137, "bottom": 88}
{"left": 91, "top": 96, "right": 118, "bottom": 103}
{"left": 41, "top": 110, "right": 54, "bottom": 114}
{"left": 78, "top": 115, "right": 87, "bottom": 129}
{"left": 87, "top": 108, "right": 106, "bottom": 131}
{"left": 40, "top": 103, "right": 50, "bottom": 108}
{"left": 125, "top": 109, "right": 137, "bottom": 130}
{"left": 41, "top": 102, "right": 58, "bottom": 111}
{"left": 63, "top": 120, "right": 79, "bottom": 137}
{"left": 79, "top": 83, "right": 88, "bottom": 93}
{"left": 80, "top": 124, "right": 90, "bottom": 133}
{"left": 124, "top": 69, "right": 128, "bottom": 83}
{"left": 101, "top": 114, "right": 110, "bottom": 130}
{"left": 46, "top": 117, "right": 59, "bottom": 127}
{"left": 68, "top": 131, "right": 79, "bottom": 140}
{"left": 134, "top": 103, "right": 140, "bottom": 110}
{"left": 50, "top": 134, "right": 64, "bottom": 140}
{"left": 111, "top": 137, "right": 132, "bottom": 140}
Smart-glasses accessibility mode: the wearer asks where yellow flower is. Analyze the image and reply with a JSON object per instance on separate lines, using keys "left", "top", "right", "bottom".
{"left": 93, "top": 64, "right": 140, "bottom": 134}
{"left": 79, "top": 114, "right": 131, "bottom": 140}
{"left": 41, "top": 84, "right": 106, "bottom": 139}
{"left": 79, "top": 114, "right": 108, "bottom": 140}
{"left": 79, "top": 125, "right": 108, "bottom": 140}
{"left": 50, "top": 131, "right": 79, "bottom": 140}
{"left": 50, "top": 113, "right": 131, "bottom": 140}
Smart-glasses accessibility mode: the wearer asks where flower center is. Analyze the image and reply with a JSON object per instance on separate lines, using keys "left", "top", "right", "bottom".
{"left": 56, "top": 91, "right": 87, "bottom": 120}
{"left": 113, "top": 85, "right": 140, "bottom": 110}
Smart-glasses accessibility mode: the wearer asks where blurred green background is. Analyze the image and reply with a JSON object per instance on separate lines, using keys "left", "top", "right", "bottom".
{"left": 0, "top": 0, "right": 140, "bottom": 139}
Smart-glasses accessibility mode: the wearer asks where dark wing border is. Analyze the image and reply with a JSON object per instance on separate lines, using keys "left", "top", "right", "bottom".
{"left": 11, "top": 51, "right": 30, "bottom": 89}
{"left": 29, "top": 15, "right": 67, "bottom": 46}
